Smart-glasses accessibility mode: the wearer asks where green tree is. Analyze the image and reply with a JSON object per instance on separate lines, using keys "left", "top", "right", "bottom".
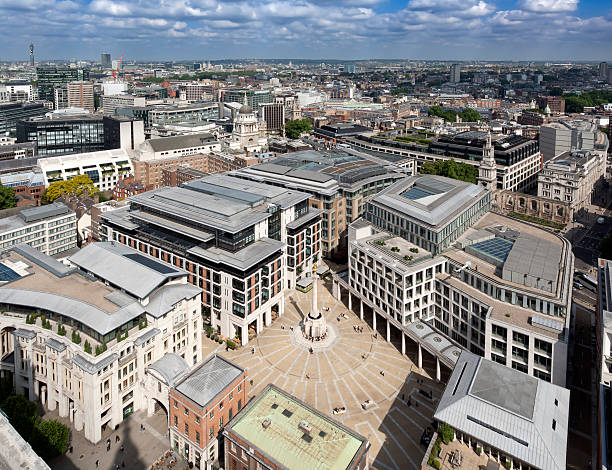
{"left": 33, "top": 420, "right": 69, "bottom": 460}
{"left": 285, "top": 118, "right": 312, "bottom": 139}
{"left": 420, "top": 159, "right": 478, "bottom": 184}
{"left": 459, "top": 108, "right": 480, "bottom": 122}
{"left": 548, "top": 87, "right": 564, "bottom": 97}
{"left": 41, "top": 175, "right": 97, "bottom": 204}
{"left": 1, "top": 394, "right": 38, "bottom": 441}
{"left": 439, "top": 423, "right": 455, "bottom": 444}
{"left": 0, "top": 184, "right": 16, "bottom": 210}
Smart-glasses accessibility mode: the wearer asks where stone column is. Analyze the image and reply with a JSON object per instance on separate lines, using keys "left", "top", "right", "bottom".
{"left": 348, "top": 292, "right": 352, "bottom": 311}
{"left": 386, "top": 319, "right": 390, "bottom": 342}
{"left": 312, "top": 274, "right": 318, "bottom": 314}
{"left": 359, "top": 300, "right": 364, "bottom": 321}
{"left": 265, "top": 309, "right": 272, "bottom": 327}
{"left": 418, "top": 343, "right": 422, "bottom": 369}
{"left": 436, "top": 357, "right": 441, "bottom": 382}
{"left": 241, "top": 326, "right": 248, "bottom": 347}
{"left": 373, "top": 311, "right": 377, "bottom": 331}
{"left": 401, "top": 333, "right": 405, "bottom": 355}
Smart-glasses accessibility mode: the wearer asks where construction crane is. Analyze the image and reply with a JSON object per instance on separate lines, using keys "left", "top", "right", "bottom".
{"left": 111, "top": 54, "right": 124, "bottom": 83}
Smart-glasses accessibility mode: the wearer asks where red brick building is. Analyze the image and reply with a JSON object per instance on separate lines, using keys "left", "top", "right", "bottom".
{"left": 537, "top": 96, "right": 565, "bottom": 115}
{"left": 169, "top": 354, "right": 247, "bottom": 469}
{"left": 113, "top": 176, "right": 146, "bottom": 200}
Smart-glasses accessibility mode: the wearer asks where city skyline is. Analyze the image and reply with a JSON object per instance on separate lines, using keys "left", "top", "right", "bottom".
{"left": 0, "top": 0, "right": 611, "bottom": 61}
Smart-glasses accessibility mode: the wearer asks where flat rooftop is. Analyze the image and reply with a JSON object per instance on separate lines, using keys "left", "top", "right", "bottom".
{"left": 226, "top": 384, "right": 368, "bottom": 470}
{"left": 369, "top": 175, "right": 488, "bottom": 228}
{"left": 435, "top": 351, "right": 569, "bottom": 470}
{"left": 0, "top": 202, "right": 72, "bottom": 233}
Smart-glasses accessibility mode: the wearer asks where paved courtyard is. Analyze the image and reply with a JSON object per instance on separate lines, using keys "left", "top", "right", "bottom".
{"left": 220, "top": 279, "right": 445, "bottom": 470}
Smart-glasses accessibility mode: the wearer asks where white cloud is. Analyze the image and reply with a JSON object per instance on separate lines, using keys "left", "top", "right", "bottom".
{"left": 518, "top": 0, "right": 579, "bottom": 13}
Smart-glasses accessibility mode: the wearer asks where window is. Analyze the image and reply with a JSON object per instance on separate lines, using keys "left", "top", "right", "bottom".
{"left": 229, "top": 392, "right": 233, "bottom": 401}
{"left": 195, "top": 416, "right": 200, "bottom": 424}
{"left": 184, "top": 408, "right": 189, "bottom": 416}
{"left": 174, "top": 400, "right": 178, "bottom": 408}
{"left": 185, "top": 423, "right": 189, "bottom": 435}
{"left": 209, "top": 410, "right": 214, "bottom": 419}
{"left": 219, "top": 417, "right": 223, "bottom": 428}
{"left": 219, "top": 401, "right": 224, "bottom": 409}
{"left": 209, "top": 427, "right": 214, "bottom": 439}
{"left": 195, "top": 431, "right": 200, "bottom": 444}
{"left": 174, "top": 416, "right": 178, "bottom": 427}
{"left": 238, "top": 384, "right": 241, "bottom": 392}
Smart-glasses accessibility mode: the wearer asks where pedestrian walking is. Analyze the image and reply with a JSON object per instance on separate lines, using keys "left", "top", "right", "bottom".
{"left": 95, "top": 460, "right": 99, "bottom": 468}
{"left": 120, "top": 444, "right": 124, "bottom": 452}
{"left": 401, "top": 393, "right": 404, "bottom": 401}
{"left": 116, "top": 435, "right": 120, "bottom": 443}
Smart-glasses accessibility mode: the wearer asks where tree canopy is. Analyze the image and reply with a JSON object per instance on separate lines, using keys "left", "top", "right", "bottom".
{"left": 285, "top": 118, "right": 313, "bottom": 139}
{"left": 33, "top": 420, "right": 69, "bottom": 460}
{"left": 42, "top": 175, "right": 97, "bottom": 205}
{"left": 420, "top": 159, "right": 478, "bottom": 184}
{"left": 1, "top": 394, "right": 38, "bottom": 441}
{"left": 0, "top": 184, "right": 16, "bottom": 210}
{"left": 428, "top": 105, "right": 480, "bottom": 123}
{"left": 563, "top": 90, "right": 612, "bottom": 113}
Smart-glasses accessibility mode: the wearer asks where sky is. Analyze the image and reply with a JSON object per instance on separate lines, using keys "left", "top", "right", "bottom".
{"left": 1, "top": 0, "right": 611, "bottom": 61}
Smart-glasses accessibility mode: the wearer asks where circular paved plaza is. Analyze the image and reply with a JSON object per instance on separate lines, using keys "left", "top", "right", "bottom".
{"left": 219, "top": 280, "right": 445, "bottom": 470}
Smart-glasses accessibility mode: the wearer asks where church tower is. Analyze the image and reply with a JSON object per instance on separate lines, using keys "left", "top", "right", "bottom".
{"left": 478, "top": 131, "right": 497, "bottom": 191}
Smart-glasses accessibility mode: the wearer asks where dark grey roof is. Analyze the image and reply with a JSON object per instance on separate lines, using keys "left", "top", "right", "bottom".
{"left": 188, "top": 237, "right": 284, "bottom": 271}
{"left": 14, "top": 329, "right": 36, "bottom": 339}
{"left": 12, "top": 244, "right": 75, "bottom": 278}
{"left": 434, "top": 351, "right": 569, "bottom": 470}
{"left": 69, "top": 242, "right": 186, "bottom": 299}
{"left": 147, "top": 133, "right": 216, "bottom": 152}
{"left": 45, "top": 338, "right": 67, "bottom": 352}
{"left": 19, "top": 202, "right": 72, "bottom": 223}
{"left": 73, "top": 353, "right": 119, "bottom": 374}
{"left": 134, "top": 328, "right": 161, "bottom": 346}
{"left": 148, "top": 353, "right": 190, "bottom": 386}
{"left": 174, "top": 354, "right": 244, "bottom": 408}
{"left": 286, "top": 208, "right": 323, "bottom": 230}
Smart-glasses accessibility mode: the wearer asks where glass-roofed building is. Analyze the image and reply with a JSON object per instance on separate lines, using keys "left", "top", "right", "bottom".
{"left": 347, "top": 175, "right": 573, "bottom": 387}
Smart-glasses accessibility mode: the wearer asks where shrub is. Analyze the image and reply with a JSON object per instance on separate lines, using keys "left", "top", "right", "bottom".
{"left": 139, "top": 318, "right": 147, "bottom": 330}
{"left": 391, "top": 246, "right": 400, "bottom": 252}
{"left": 226, "top": 339, "right": 236, "bottom": 350}
{"left": 476, "top": 446, "right": 482, "bottom": 456}
{"left": 33, "top": 419, "right": 69, "bottom": 460}
{"left": 375, "top": 240, "right": 385, "bottom": 246}
{"left": 1, "top": 394, "right": 38, "bottom": 441}
{"left": 439, "top": 423, "right": 455, "bottom": 444}
{"left": 432, "top": 459, "right": 441, "bottom": 469}
{"left": 57, "top": 324, "right": 66, "bottom": 336}
{"left": 428, "top": 438, "right": 441, "bottom": 466}
{"left": 71, "top": 331, "right": 81, "bottom": 345}
{"left": 84, "top": 341, "right": 92, "bottom": 354}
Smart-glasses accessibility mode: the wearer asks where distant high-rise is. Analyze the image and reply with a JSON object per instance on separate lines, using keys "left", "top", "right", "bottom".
{"left": 67, "top": 81, "right": 94, "bottom": 113}
{"left": 29, "top": 43, "right": 34, "bottom": 67}
{"left": 36, "top": 66, "right": 90, "bottom": 103}
{"left": 101, "top": 53, "right": 111, "bottom": 69}
{"left": 450, "top": 64, "right": 461, "bottom": 83}
{"left": 599, "top": 61, "right": 609, "bottom": 79}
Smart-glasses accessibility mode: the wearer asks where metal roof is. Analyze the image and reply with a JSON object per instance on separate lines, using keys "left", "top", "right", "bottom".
{"left": 188, "top": 237, "right": 284, "bottom": 271}
{"left": 174, "top": 354, "right": 244, "bottom": 408}
{"left": 370, "top": 175, "right": 488, "bottom": 229}
{"left": 12, "top": 243, "right": 75, "bottom": 278}
{"left": 69, "top": 242, "right": 186, "bottom": 299}
{"left": 434, "top": 351, "right": 569, "bottom": 470}
{"left": 145, "top": 284, "right": 201, "bottom": 318}
{"left": 148, "top": 353, "right": 190, "bottom": 386}
{"left": 147, "top": 132, "right": 216, "bottom": 152}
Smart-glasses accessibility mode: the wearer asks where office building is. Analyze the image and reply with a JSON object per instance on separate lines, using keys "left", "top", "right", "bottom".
{"left": 17, "top": 114, "right": 105, "bottom": 156}
{"left": 0, "top": 142, "right": 36, "bottom": 160}
{"left": 363, "top": 175, "right": 491, "bottom": 255}
{"left": 102, "top": 81, "right": 128, "bottom": 96}
{"left": 345, "top": 64, "right": 356, "bottom": 73}
{"left": 101, "top": 53, "right": 111, "bottom": 69}
{"left": 0, "top": 81, "right": 34, "bottom": 102}
{"left": 597, "top": 258, "right": 612, "bottom": 470}
{"left": 434, "top": 350, "right": 568, "bottom": 470}
{"left": 538, "top": 150, "right": 607, "bottom": 210}
{"left": 29, "top": 43, "right": 34, "bottom": 67}
{"left": 36, "top": 67, "right": 90, "bottom": 103}
{"left": 0, "top": 102, "right": 47, "bottom": 135}
{"left": 37, "top": 148, "right": 134, "bottom": 192}
{"left": 0, "top": 171, "right": 45, "bottom": 206}
{"left": 429, "top": 131, "right": 542, "bottom": 192}
{"left": 600, "top": 62, "right": 609, "bottom": 79}
{"left": 0, "top": 203, "right": 77, "bottom": 255}
{"left": 274, "top": 93, "right": 302, "bottom": 121}
{"left": 131, "top": 133, "right": 221, "bottom": 189}
{"left": 53, "top": 86, "right": 68, "bottom": 110}
{"left": 259, "top": 102, "right": 285, "bottom": 133}
{"left": 223, "top": 384, "right": 370, "bottom": 470}
{"left": 103, "top": 115, "right": 145, "bottom": 151}
{"left": 100, "top": 174, "right": 323, "bottom": 344}
{"left": 0, "top": 242, "right": 202, "bottom": 443}
{"left": 149, "top": 102, "right": 219, "bottom": 127}
{"left": 179, "top": 83, "right": 214, "bottom": 102}
{"left": 90, "top": 199, "right": 129, "bottom": 241}
{"left": 539, "top": 120, "right": 606, "bottom": 159}
{"left": 219, "top": 89, "right": 272, "bottom": 110}
{"left": 162, "top": 167, "right": 208, "bottom": 187}
{"left": 168, "top": 354, "right": 248, "bottom": 468}
{"left": 67, "top": 81, "right": 95, "bottom": 113}
{"left": 450, "top": 64, "right": 461, "bottom": 83}
{"left": 233, "top": 149, "right": 409, "bottom": 256}
{"left": 102, "top": 95, "right": 146, "bottom": 117}
{"left": 346, "top": 176, "right": 573, "bottom": 386}
{"left": 537, "top": 96, "right": 565, "bottom": 115}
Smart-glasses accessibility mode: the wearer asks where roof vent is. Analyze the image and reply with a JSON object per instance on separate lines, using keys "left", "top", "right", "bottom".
{"left": 298, "top": 421, "right": 312, "bottom": 434}
{"left": 262, "top": 418, "right": 271, "bottom": 429}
